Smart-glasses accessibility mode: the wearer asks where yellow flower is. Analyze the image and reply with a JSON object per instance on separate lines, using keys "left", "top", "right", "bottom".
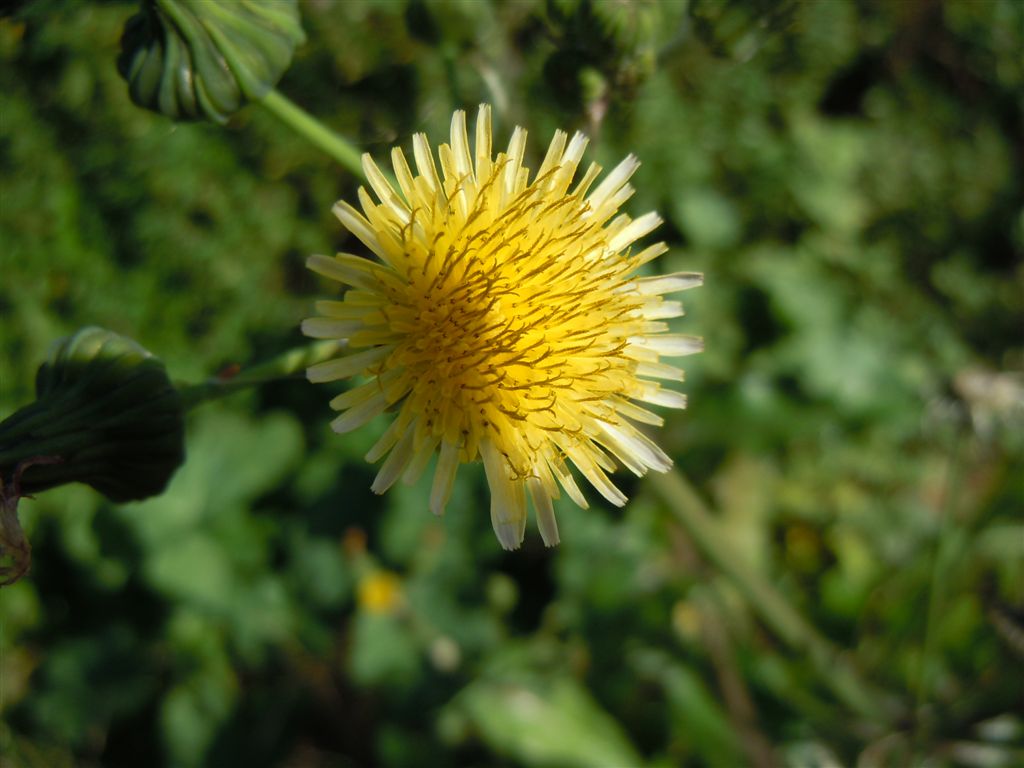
{"left": 303, "top": 105, "right": 701, "bottom": 550}
{"left": 357, "top": 570, "right": 403, "bottom": 615}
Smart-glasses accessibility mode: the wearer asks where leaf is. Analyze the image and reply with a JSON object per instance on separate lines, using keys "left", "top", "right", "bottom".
{"left": 672, "top": 189, "right": 742, "bottom": 251}
{"left": 454, "top": 677, "right": 645, "bottom": 768}
{"left": 348, "top": 612, "right": 421, "bottom": 689}
{"left": 160, "top": 622, "right": 238, "bottom": 768}
{"left": 630, "top": 648, "right": 744, "bottom": 767}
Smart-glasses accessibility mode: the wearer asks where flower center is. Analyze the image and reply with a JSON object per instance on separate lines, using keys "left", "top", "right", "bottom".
{"left": 377, "top": 190, "right": 641, "bottom": 474}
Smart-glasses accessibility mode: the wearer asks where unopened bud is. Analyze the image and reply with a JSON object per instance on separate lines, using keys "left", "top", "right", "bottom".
{"left": 0, "top": 326, "right": 186, "bottom": 502}
{"left": 118, "top": 0, "right": 306, "bottom": 124}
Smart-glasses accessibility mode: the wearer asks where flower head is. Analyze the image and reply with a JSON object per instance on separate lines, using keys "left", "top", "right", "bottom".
{"left": 304, "top": 105, "right": 701, "bottom": 550}
{"left": 357, "top": 570, "right": 403, "bottom": 615}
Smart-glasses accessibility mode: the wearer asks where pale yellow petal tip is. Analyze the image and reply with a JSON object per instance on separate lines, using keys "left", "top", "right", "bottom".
{"left": 667, "top": 272, "right": 704, "bottom": 292}
{"left": 538, "top": 516, "right": 560, "bottom": 547}
{"left": 301, "top": 317, "right": 357, "bottom": 340}
{"left": 305, "top": 254, "right": 334, "bottom": 281}
{"left": 529, "top": 478, "right": 560, "bottom": 547}
{"left": 476, "top": 103, "right": 491, "bottom": 130}
{"left": 493, "top": 521, "right": 524, "bottom": 551}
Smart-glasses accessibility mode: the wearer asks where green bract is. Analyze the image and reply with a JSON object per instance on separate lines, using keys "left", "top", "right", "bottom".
{"left": 118, "top": 0, "right": 306, "bottom": 123}
{"left": 0, "top": 327, "right": 186, "bottom": 502}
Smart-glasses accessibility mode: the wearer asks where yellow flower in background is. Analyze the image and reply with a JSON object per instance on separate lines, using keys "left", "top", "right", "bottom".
{"left": 357, "top": 570, "right": 403, "bottom": 615}
{"left": 304, "top": 105, "right": 701, "bottom": 550}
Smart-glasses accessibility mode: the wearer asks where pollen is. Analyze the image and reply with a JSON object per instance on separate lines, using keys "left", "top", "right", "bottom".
{"left": 303, "top": 105, "right": 702, "bottom": 550}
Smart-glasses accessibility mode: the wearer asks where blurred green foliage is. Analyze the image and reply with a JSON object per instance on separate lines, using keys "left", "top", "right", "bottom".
{"left": 1, "top": 1, "right": 1022, "bottom": 766}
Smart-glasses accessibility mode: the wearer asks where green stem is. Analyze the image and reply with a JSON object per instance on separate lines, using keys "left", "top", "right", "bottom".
{"left": 913, "top": 432, "right": 964, "bottom": 754}
{"left": 258, "top": 89, "right": 366, "bottom": 180}
{"left": 648, "top": 468, "right": 900, "bottom": 726}
{"left": 177, "top": 340, "right": 343, "bottom": 409}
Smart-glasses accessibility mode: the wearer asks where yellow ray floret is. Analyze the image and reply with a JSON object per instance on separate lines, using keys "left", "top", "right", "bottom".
{"left": 303, "top": 105, "right": 702, "bottom": 550}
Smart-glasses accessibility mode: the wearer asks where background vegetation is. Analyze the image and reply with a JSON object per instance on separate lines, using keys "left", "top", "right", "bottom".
{"left": 1, "top": 0, "right": 1022, "bottom": 766}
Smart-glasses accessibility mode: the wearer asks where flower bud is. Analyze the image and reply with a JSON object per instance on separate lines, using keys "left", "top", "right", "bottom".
{"left": 0, "top": 327, "right": 186, "bottom": 502}
{"left": 117, "top": 0, "right": 306, "bottom": 124}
